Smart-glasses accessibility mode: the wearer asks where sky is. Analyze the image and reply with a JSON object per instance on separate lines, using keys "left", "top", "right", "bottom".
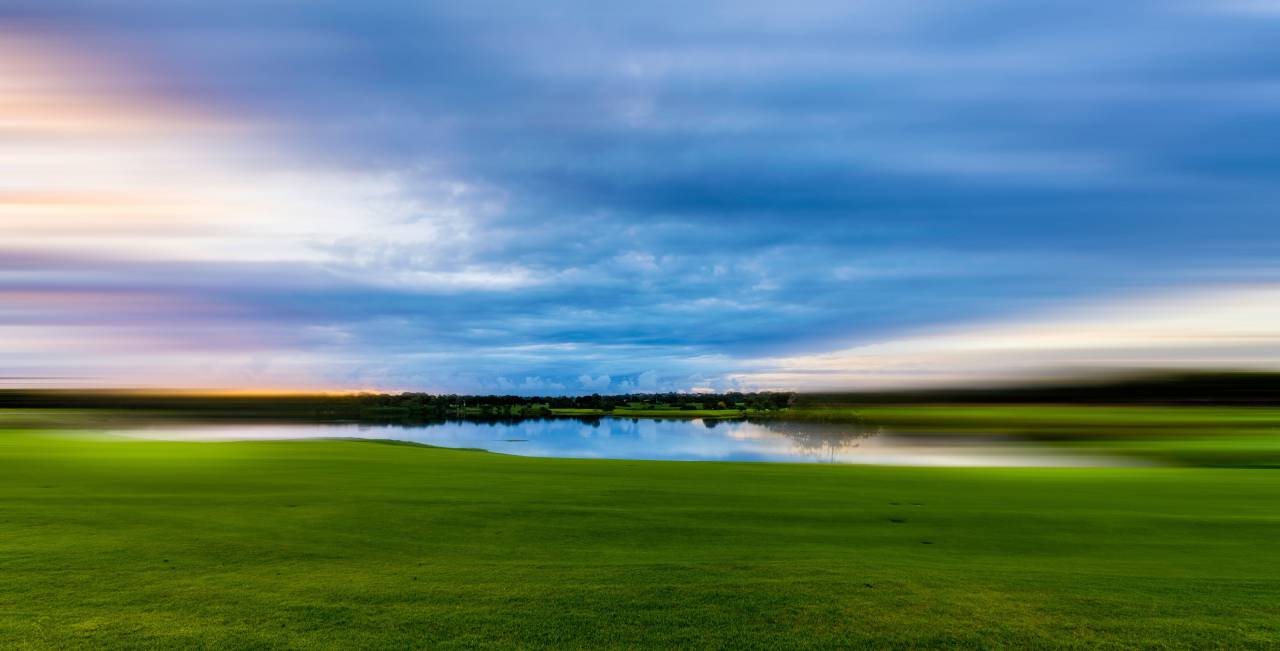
{"left": 4, "top": 1, "right": 1280, "bottom": 393}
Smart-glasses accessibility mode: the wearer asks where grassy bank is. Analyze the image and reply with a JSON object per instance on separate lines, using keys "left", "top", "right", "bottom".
{"left": 848, "top": 405, "right": 1280, "bottom": 467}
{"left": 2, "top": 431, "right": 1279, "bottom": 648}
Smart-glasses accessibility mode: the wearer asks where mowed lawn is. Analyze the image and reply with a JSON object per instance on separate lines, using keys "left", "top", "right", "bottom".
{"left": 2, "top": 433, "right": 1279, "bottom": 649}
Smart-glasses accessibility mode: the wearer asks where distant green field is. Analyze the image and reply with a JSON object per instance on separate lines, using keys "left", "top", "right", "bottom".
{"left": 853, "top": 405, "right": 1280, "bottom": 432}
{"left": 777, "top": 405, "right": 1280, "bottom": 467}
{"left": 3, "top": 431, "right": 1279, "bottom": 648}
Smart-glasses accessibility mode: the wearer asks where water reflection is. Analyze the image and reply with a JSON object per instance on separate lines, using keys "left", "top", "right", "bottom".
{"left": 753, "top": 419, "right": 880, "bottom": 461}
{"left": 107, "top": 416, "right": 1124, "bottom": 466}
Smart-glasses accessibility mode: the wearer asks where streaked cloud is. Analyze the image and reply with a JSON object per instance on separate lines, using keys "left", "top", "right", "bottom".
{"left": 739, "top": 285, "right": 1280, "bottom": 389}
{"left": 3, "top": 2, "right": 1280, "bottom": 392}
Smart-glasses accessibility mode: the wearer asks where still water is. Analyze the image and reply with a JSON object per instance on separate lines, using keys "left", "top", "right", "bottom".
{"left": 113, "top": 417, "right": 1124, "bottom": 467}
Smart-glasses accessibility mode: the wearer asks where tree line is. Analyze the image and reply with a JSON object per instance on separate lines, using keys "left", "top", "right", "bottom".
{"left": 0, "top": 390, "right": 798, "bottom": 421}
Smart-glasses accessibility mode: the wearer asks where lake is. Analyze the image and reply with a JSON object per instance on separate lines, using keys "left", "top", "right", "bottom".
{"left": 110, "top": 417, "right": 1126, "bottom": 466}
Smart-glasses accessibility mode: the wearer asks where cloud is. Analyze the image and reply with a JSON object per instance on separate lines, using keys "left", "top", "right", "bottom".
{"left": 5, "top": 3, "right": 1280, "bottom": 391}
{"left": 517, "top": 376, "right": 566, "bottom": 392}
{"left": 577, "top": 374, "right": 611, "bottom": 391}
{"left": 736, "top": 285, "right": 1280, "bottom": 390}
{"left": 636, "top": 370, "right": 659, "bottom": 390}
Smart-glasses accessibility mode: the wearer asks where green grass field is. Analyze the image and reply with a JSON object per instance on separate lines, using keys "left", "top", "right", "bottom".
{"left": 3, "top": 430, "right": 1279, "bottom": 649}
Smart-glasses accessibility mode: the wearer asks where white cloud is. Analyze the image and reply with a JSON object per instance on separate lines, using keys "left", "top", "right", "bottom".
{"left": 737, "top": 284, "right": 1280, "bottom": 390}
{"left": 636, "top": 370, "right": 659, "bottom": 390}
{"left": 518, "top": 376, "right": 566, "bottom": 392}
{"left": 577, "top": 374, "right": 612, "bottom": 391}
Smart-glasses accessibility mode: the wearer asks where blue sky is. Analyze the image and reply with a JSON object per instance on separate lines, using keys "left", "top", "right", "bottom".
{"left": 4, "top": 1, "right": 1280, "bottom": 392}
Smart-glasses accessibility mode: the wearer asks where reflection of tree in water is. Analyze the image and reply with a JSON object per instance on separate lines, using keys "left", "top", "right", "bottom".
{"left": 752, "top": 418, "right": 880, "bottom": 461}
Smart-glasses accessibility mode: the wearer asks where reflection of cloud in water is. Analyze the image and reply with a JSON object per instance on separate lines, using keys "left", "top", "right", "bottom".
{"left": 752, "top": 419, "right": 880, "bottom": 461}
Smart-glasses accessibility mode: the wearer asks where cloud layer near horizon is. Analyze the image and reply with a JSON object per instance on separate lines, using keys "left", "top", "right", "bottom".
{"left": 4, "top": 1, "right": 1280, "bottom": 392}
